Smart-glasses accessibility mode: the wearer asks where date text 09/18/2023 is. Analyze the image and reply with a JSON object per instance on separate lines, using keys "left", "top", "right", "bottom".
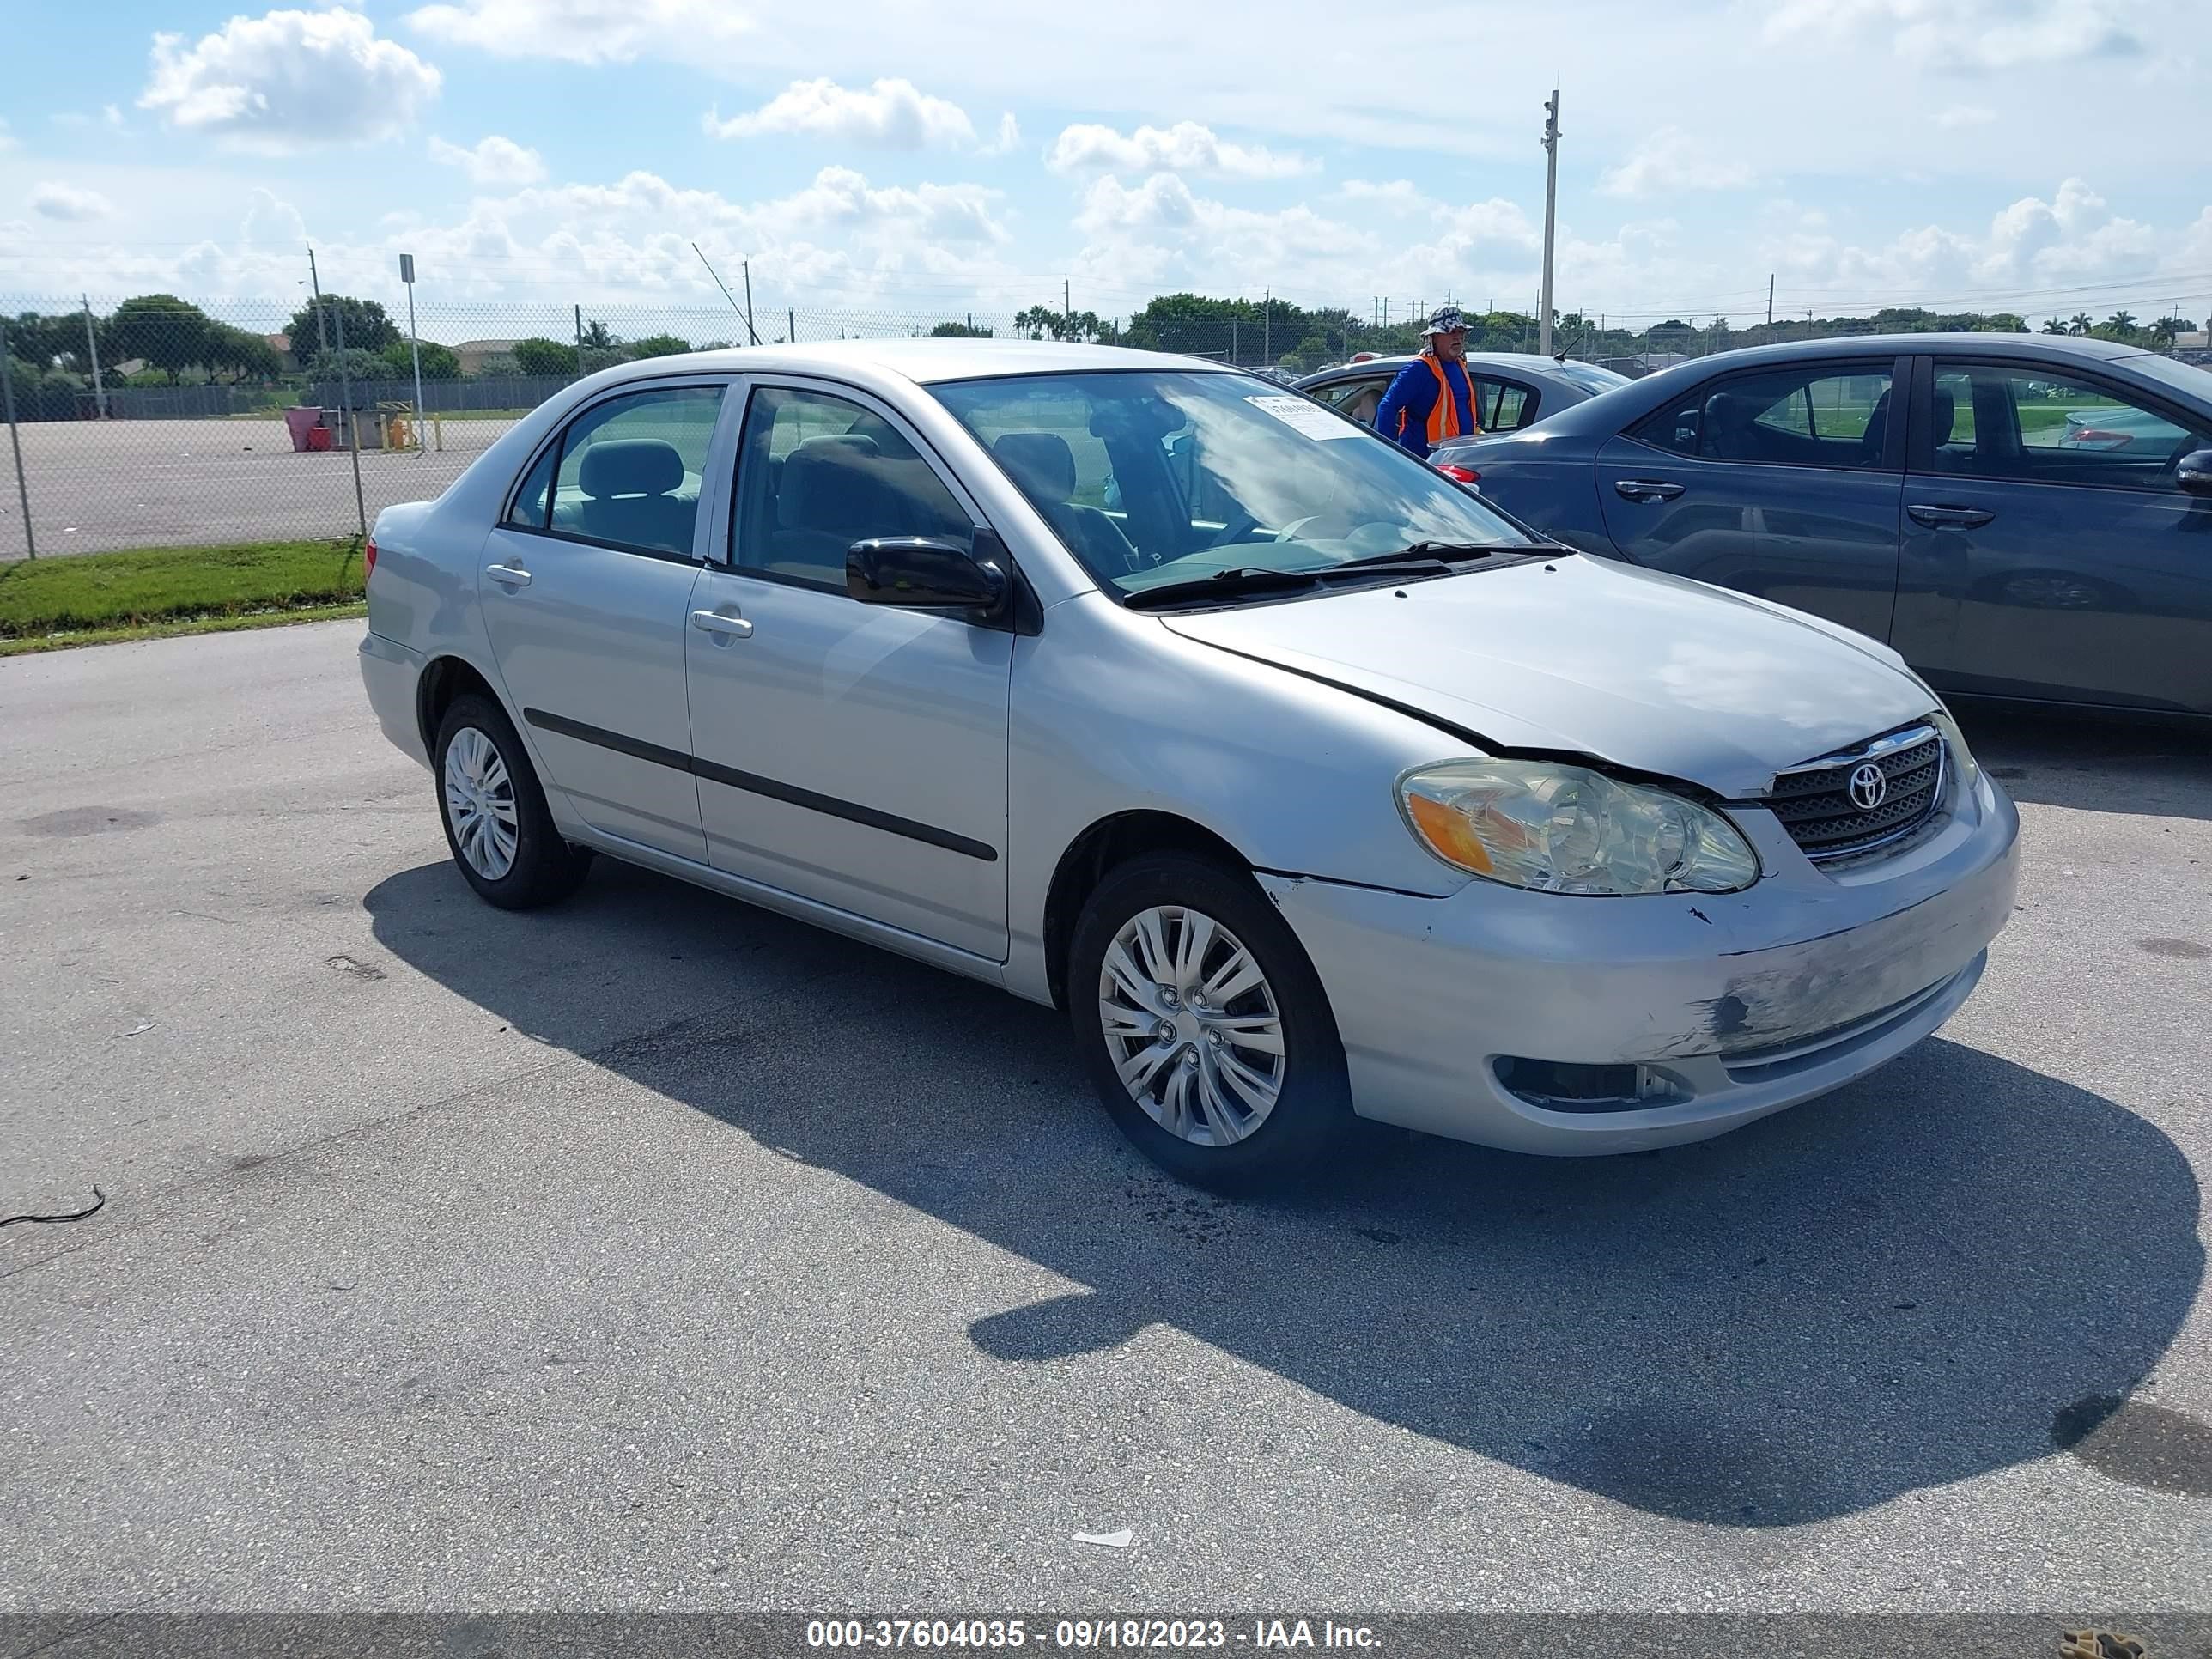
{"left": 804, "top": 1620, "right": 1382, "bottom": 1650}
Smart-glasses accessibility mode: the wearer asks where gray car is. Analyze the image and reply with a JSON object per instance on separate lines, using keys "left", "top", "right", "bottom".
{"left": 1293, "top": 352, "right": 1631, "bottom": 440}
{"left": 359, "top": 342, "right": 2018, "bottom": 1188}
{"left": 1440, "top": 333, "right": 2212, "bottom": 717}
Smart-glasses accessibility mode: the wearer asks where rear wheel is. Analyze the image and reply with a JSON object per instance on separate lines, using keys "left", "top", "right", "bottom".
{"left": 1068, "top": 852, "right": 1352, "bottom": 1190}
{"left": 434, "top": 693, "right": 592, "bottom": 909}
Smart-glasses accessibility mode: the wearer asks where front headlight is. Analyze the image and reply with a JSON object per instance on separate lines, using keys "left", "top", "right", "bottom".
{"left": 1928, "top": 710, "right": 1981, "bottom": 793}
{"left": 1399, "top": 758, "right": 1760, "bottom": 896}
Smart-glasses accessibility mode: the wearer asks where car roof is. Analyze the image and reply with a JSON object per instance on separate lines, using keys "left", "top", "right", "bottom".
{"left": 589, "top": 338, "right": 1226, "bottom": 386}
{"left": 1299, "top": 351, "right": 1576, "bottom": 380}
{"left": 1658, "top": 331, "right": 2147, "bottom": 366}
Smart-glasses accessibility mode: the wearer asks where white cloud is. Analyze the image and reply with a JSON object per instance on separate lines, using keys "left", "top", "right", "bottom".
{"left": 1598, "top": 127, "right": 1757, "bottom": 198}
{"left": 428, "top": 133, "right": 547, "bottom": 185}
{"left": 1048, "top": 121, "right": 1313, "bottom": 180}
{"left": 985, "top": 112, "right": 1021, "bottom": 157}
{"left": 30, "top": 182, "right": 116, "bottom": 222}
{"left": 1336, "top": 179, "right": 1434, "bottom": 216}
{"left": 0, "top": 118, "right": 15, "bottom": 153}
{"left": 1763, "top": 0, "right": 2148, "bottom": 71}
{"left": 104, "top": 104, "right": 127, "bottom": 130}
{"left": 1764, "top": 178, "right": 2166, "bottom": 312}
{"left": 139, "top": 8, "right": 442, "bottom": 151}
{"left": 1933, "top": 104, "right": 1996, "bottom": 128}
{"left": 703, "top": 78, "right": 981, "bottom": 150}
{"left": 408, "top": 0, "right": 750, "bottom": 65}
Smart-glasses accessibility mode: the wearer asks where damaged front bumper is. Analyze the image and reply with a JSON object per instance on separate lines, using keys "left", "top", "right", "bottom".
{"left": 1260, "top": 769, "right": 2021, "bottom": 1156}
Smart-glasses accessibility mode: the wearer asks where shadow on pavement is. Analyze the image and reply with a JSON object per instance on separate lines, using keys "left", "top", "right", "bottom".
{"left": 1959, "top": 703, "right": 2212, "bottom": 820}
{"left": 367, "top": 855, "right": 2203, "bottom": 1529}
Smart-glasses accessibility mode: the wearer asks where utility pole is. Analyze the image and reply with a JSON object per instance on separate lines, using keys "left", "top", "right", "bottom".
{"left": 1231, "top": 318, "right": 1237, "bottom": 366}
{"left": 574, "top": 303, "right": 586, "bottom": 379}
{"left": 1538, "top": 89, "right": 1560, "bottom": 357}
{"left": 400, "top": 253, "right": 426, "bottom": 453}
{"left": 330, "top": 300, "right": 368, "bottom": 543}
{"left": 1263, "top": 290, "right": 1271, "bottom": 366}
{"left": 1064, "top": 276, "right": 1072, "bottom": 331}
{"left": 1766, "top": 273, "right": 1775, "bottom": 330}
{"left": 691, "top": 243, "right": 758, "bottom": 343}
{"left": 0, "top": 313, "right": 34, "bottom": 559}
{"left": 82, "top": 293, "right": 106, "bottom": 419}
{"left": 307, "top": 246, "right": 330, "bottom": 355}
{"left": 787, "top": 307, "right": 796, "bottom": 344}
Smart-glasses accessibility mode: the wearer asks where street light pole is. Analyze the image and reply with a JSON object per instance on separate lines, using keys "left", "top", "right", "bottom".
{"left": 400, "top": 253, "right": 426, "bottom": 453}
{"left": 82, "top": 294, "right": 107, "bottom": 419}
{"left": 1538, "top": 90, "right": 1560, "bottom": 357}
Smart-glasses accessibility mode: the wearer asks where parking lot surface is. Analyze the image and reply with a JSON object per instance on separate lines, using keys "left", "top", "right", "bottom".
{"left": 3, "top": 621, "right": 2209, "bottom": 1611}
{"left": 0, "top": 417, "right": 512, "bottom": 558}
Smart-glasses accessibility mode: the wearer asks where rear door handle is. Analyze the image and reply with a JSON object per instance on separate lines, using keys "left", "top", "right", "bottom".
{"left": 1906, "top": 504, "right": 1996, "bottom": 529}
{"left": 1614, "top": 479, "right": 1685, "bottom": 502}
{"left": 690, "top": 609, "right": 753, "bottom": 640}
{"left": 484, "top": 562, "right": 532, "bottom": 587}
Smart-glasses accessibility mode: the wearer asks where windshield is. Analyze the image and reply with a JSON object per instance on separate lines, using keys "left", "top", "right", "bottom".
{"left": 1555, "top": 361, "right": 1632, "bottom": 395}
{"left": 930, "top": 370, "right": 1536, "bottom": 598}
{"left": 2122, "top": 350, "right": 2212, "bottom": 407}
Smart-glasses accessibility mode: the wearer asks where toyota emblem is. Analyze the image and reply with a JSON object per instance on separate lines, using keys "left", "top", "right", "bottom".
{"left": 1848, "top": 762, "right": 1889, "bottom": 811}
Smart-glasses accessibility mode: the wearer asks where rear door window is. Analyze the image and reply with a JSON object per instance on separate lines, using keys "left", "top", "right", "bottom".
{"left": 1474, "top": 379, "right": 1536, "bottom": 430}
{"left": 545, "top": 385, "right": 724, "bottom": 556}
{"left": 1631, "top": 363, "right": 1898, "bottom": 470}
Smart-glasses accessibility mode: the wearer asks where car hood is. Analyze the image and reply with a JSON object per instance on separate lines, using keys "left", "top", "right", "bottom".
{"left": 1158, "top": 556, "right": 1935, "bottom": 798}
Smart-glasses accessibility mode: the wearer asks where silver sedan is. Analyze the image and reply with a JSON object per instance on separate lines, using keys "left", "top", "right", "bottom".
{"left": 358, "top": 342, "right": 2019, "bottom": 1188}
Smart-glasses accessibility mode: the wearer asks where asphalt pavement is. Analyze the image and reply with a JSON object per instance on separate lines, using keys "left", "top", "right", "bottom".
{"left": 3, "top": 621, "right": 2209, "bottom": 1613}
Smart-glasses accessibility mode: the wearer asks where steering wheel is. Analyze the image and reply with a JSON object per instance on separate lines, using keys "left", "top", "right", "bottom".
{"left": 1210, "top": 513, "right": 1261, "bottom": 549}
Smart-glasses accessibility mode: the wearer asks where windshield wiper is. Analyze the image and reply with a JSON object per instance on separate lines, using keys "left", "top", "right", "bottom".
{"left": 1121, "top": 566, "right": 1322, "bottom": 610}
{"left": 1334, "top": 541, "right": 1538, "bottom": 569}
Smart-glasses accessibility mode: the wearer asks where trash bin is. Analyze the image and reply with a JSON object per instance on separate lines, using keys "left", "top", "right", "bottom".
{"left": 306, "top": 425, "right": 333, "bottom": 453}
{"left": 283, "top": 406, "right": 323, "bottom": 453}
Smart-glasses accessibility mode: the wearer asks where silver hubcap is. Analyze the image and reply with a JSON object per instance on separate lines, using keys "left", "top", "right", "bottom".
{"left": 442, "top": 726, "right": 519, "bottom": 881}
{"left": 1098, "top": 904, "right": 1285, "bottom": 1146}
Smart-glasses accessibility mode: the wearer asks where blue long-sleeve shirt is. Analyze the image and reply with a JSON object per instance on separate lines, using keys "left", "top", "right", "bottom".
{"left": 1376, "top": 355, "right": 1476, "bottom": 459}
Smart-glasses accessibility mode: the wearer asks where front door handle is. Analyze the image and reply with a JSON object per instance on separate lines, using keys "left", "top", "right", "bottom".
{"left": 1907, "top": 504, "right": 1996, "bottom": 529}
{"left": 690, "top": 609, "right": 754, "bottom": 640}
{"left": 1614, "top": 479, "right": 1685, "bottom": 502}
{"left": 484, "top": 562, "right": 532, "bottom": 587}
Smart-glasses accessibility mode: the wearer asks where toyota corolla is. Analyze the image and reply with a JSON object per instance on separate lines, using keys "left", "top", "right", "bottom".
{"left": 358, "top": 342, "right": 2019, "bottom": 1188}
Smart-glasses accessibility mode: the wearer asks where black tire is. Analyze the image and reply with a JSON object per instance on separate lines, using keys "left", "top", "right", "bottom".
{"left": 1067, "top": 851, "right": 1353, "bottom": 1192}
{"left": 433, "top": 692, "right": 593, "bottom": 910}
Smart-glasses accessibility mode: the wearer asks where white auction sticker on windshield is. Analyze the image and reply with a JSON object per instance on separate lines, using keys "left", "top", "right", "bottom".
{"left": 1246, "top": 394, "right": 1359, "bottom": 439}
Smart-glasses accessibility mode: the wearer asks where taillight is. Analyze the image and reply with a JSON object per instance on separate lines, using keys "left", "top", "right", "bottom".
{"left": 1437, "top": 463, "right": 1480, "bottom": 483}
{"left": 2068, "top": 427, "right": 2132, "bottom": 449}
{"left": 363, "top": 535, "right": 378, "bottom": 579}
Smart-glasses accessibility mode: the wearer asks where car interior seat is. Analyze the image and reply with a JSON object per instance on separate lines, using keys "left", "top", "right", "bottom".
{"left": 1701, "top": 391, "right": 1771, "bottom": 463}
{"left": 1930, "top": 388, "right": 1957, "bottom": 450}
{"left": 572, "top": 438, "right": 695, "bottom": 555}
{"left": 1857, "top": 390, "right": 1892, "bottom": 465}
{"left": 991, "top": 432, "right": 1142, "bottom": 572}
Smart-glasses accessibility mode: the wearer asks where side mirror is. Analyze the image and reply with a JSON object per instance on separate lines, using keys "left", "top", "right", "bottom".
{"left": 2179, "top": 449, "right": 2212, "bottom": 497}
{"left": 847, "top": 532, "right": 1008, "bottom": 615}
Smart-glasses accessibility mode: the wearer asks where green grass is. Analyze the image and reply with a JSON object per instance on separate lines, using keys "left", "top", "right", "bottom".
{"left": 0, "top": 538, "right": 366, "bottom": 655}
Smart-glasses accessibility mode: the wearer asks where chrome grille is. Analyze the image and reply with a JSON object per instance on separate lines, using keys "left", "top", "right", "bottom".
{"left": 1769, "top": 725, "right": 1946, "bottom": 862}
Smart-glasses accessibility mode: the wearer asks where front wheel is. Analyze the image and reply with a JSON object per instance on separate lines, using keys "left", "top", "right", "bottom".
{"left": 1067, "top": 853, "right": 1353, "bottom": 1190}
{"left": 434, "top": 693, "right": 592, "bottom": 910}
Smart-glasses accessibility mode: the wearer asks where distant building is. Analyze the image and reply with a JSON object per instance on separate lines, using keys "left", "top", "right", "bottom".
{"left": 453, "top": 338, "right": 520, "bottom": 375}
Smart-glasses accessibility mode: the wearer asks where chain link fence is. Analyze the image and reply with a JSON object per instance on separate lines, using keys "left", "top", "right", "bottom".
{"left": 4, "top": 292, "right": 2179, "bottom": 561}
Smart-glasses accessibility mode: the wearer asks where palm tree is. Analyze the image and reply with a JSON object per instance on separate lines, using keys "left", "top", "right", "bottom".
{"left": 2069, "top": 312, "right": 2094, "bottom": 335}
{"left": 2041, "top": 318, "right": 2070, "bottom": 335}
{"left": 2150, "top": 317, "right": 2182, "bottom": 349}
{"left": 2106, "top": 310, "right": 2138, "bottom": 337}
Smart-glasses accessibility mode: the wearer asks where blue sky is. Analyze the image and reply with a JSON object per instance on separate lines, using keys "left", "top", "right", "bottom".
{"left": 3, "top": 0, "right": 2208, "bottom": 342}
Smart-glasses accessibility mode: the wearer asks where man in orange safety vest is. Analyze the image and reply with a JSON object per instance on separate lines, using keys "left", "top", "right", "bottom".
{"left": 1376, "top": 306, "right": 1482, "bottom": 460}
